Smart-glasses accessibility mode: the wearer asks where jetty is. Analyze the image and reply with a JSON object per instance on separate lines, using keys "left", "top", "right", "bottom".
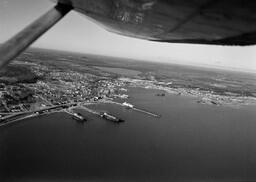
{"left": 101, "top": 100, "right": 160, "bottom": 118}
{"left": 132, "top": 108, "right": 160, "bottom": 118}
{"left": 121, "top": 101, "right": 159, "bottom": 117}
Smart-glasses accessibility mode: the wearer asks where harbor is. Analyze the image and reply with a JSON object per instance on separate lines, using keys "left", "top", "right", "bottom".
{"left": 0, "top": 99, "right": 160, "bottom": 127}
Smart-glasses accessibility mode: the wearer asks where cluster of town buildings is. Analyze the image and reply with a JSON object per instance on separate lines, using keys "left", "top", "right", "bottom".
{"left": 0, "top": 63, "right": 129, "bottom": 115}
{"left": 120, "top": 77, "right": 256, "bottom": 107}
{"left": 1, "top": 59, "right": 256, "bottom": 117}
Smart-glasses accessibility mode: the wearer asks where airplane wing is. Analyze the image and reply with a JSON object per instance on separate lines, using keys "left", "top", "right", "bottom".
{"left": 59, "top": 0, "right": 256, "bottom": 46}
{"left": 1, "top": 0, "right": 256, "bottom": 70}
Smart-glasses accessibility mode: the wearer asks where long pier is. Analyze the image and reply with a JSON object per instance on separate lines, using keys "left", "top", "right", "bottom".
{"left": 99, "top": 100, "right": 160, "bottom": 118}
{"left": 132, "top": 108, "right": 160, "bottom": 118}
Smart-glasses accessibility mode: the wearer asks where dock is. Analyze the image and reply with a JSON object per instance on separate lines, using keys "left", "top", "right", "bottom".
{"left": 0, "top": 99, "right": 159, "bottom": 127}
{"left": 100, "top": 100, "right": 160, "bottom": 118}
{"left": 120, "top": 101, "right": 160, "bottom": 118}
{"left": 132, "top": 108, "right": 160, "bottom": 118}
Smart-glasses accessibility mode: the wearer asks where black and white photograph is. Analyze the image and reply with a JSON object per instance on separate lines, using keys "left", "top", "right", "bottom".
{"left": 1, "top": 0, "right": 256, "bottom": 181}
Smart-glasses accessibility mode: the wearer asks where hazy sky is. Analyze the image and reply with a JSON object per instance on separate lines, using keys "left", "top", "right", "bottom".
{"left": 1, "top": 0, "right": 256, "bottom": 72}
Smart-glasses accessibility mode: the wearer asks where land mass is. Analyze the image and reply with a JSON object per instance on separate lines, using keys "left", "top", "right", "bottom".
{"left": 0, "top": 48, "right": 256, "bottom": 124}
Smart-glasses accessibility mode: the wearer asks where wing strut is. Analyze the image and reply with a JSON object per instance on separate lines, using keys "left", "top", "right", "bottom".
{"left": 0, "top": 3, "right": 72, "bottom": 70}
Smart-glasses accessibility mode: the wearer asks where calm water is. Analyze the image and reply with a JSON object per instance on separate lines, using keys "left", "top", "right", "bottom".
{"left": 1, "top": 87, "right": 256, "bottom": 181}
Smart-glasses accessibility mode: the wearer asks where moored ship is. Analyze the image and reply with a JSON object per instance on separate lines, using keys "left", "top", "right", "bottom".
{"left": 122, "top": 102, "right": 134, "bottom": 109}
{"left": 72, "top": 112, "right": 87, "bottom": 122}
{"left": 100, "top": 112, "right": 124, "bottom": 123}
